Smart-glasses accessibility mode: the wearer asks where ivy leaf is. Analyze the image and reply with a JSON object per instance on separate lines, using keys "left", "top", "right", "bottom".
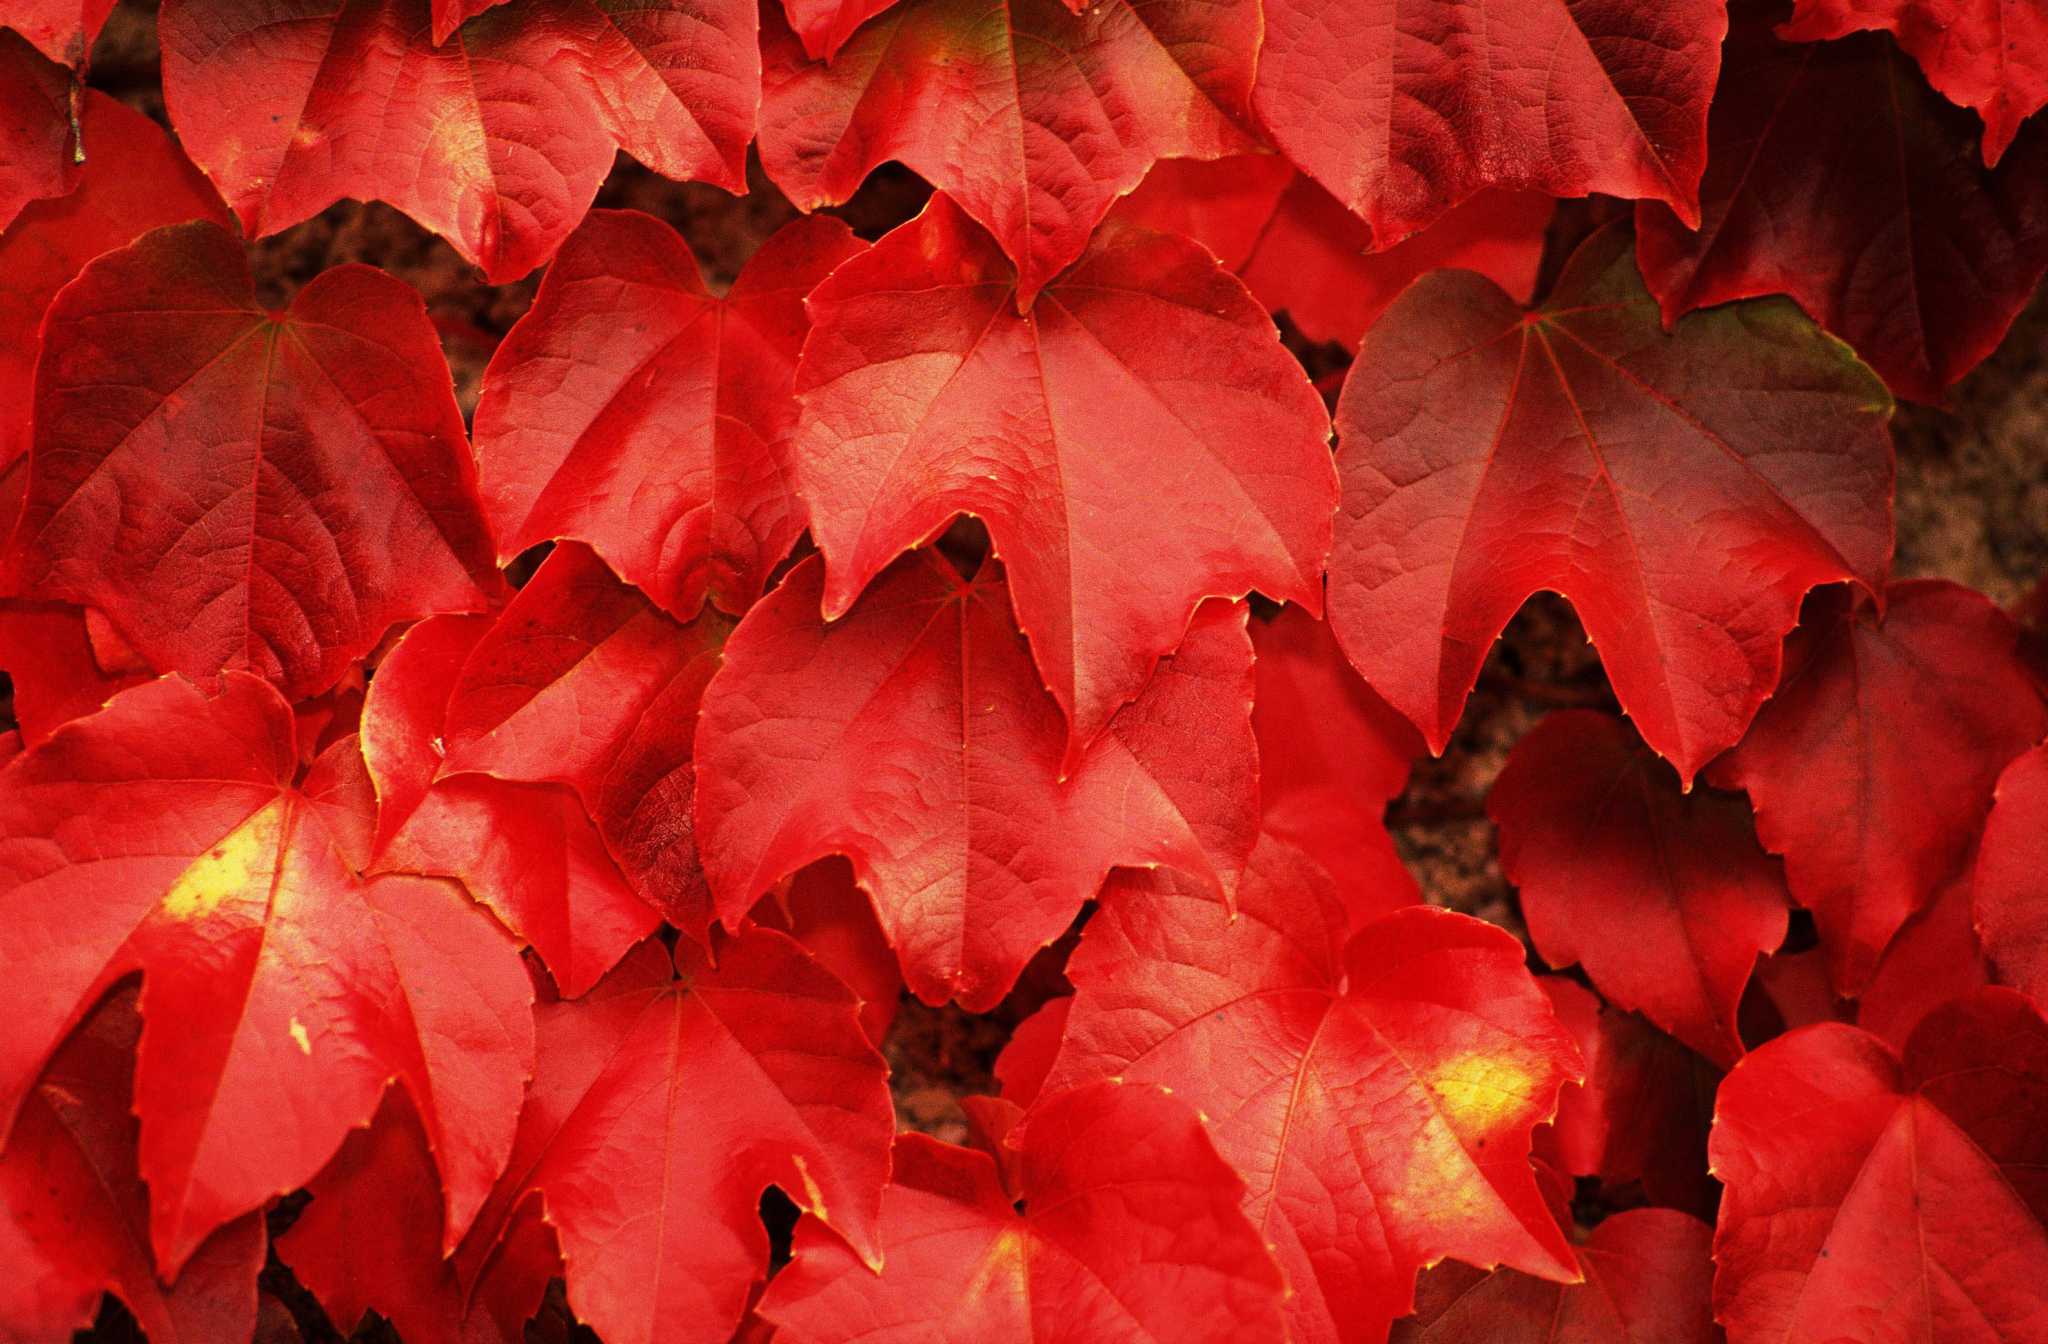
{"left": 437, "top": 544, "right": 734, "bottom": 937}
{"left": 4, "top": 220, "right": 499, "bottom": 701}
{"left": 794, "top": 194, "right": 1333, "bottom": 758}
{"left": 474, "top": 212, "right": 866, "bottom": 620}
{"left": 1492, "top": 711, "right": 1790, "bottom": 1067}
{"left": 0, "top": 602, "right": 148, "bottom": 746}
{"left": 758, "top": 0, "right": 1259, "bottom": 304}
{"left": 456, "top": 933, "right": 893, "bottom": 1344}
{"left": 0, "top": 991, "right": 264, "bottom": 1344}
{"left": 1251, "top": 0, "right": 1724, "bottom": 245}
{"left": 1974, "top": 743, "right": 2048, "bottom": 1009}
{"left": 0, "top": 673, "right": 534, "bottom": 1278}
{"left": 6, "top": 0, "right": 115, "bottom": 65}
{"left": 1043, "top": 832, "right": 1584, "bottom": 1342}
{"left": 1394, "top": 1209, "right": 1718, "bottom": 1344}
{"left": 1636, "top": 3, "right": 2048, "bottom": 404}
{"left": 1709, "top": 581, "right": 2048, "bottom": 995}
{"left": 694, "top": 550, "right": 1257, "bottom": 1011}
{"left": 1327, "top": 225, "right": 1894, "bottom": 782}
{"left": 1777, "top": 0, "right": 2047, "bottom": 167}
{"left": 1712, "top": 989, "right": 2048, "bottom": 1343}
{"left": 0, "top": 31, "right": 76, "bottom": 233}
{"left": 159, "top": 0, "right": 758, "bottom": 281}
{"left": 758, "top": 1081, "right": 1289, "bottom": 1343}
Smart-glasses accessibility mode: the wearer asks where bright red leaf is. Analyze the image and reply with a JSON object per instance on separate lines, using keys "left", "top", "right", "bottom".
{"left": 1043, "top": 833, "right": 1583, "bottom": 1343}
{"left": 1250, "top": 603, "right": 1421, "bottom": 925}
{"left": 5, "top": 0, "right": 114, "bottom": 65}
{"left": 364, "top": 613, "right": 661, "bottom": 998}
{"left": 794, "top": 194, "right": 1333, "bottom": 757}
{"left": 4, "top": 220, "right": 499, "bottom": 701}
{"left": 438, "top": 543, "right": 734, "bottom": 936}
{"left": 1779, "top": 0, "right": 2048, "bottom": 167}
{"left": 474, "top": 211, "right": 865, "bottom": 619}
{"left": 1114, "top": 157, "right": 1553, "bottom": 350}
{"left": 1858, "top": 866, "right": 1991, "bottom": 1053}
{"left": 1492, "top": 711, "right": 1790, "bottom": 1067}
{"left": 0, "top": 29, "right": 76, "bottom": 234}
{"left": 0, "top": 673, "right": 534, "bottom": 1277}
{"left": 759, "top": 1080, "right": 1289, "bottom": 1343}
{"left": 1394, "top": 1208, "right": 1718, "bottom": 1344}
{"left": 758, "top": 0, "right": 1259, "bottom": 304}
{"left": 1711, "top": 988, "right": 2048, "bottom": 1343}
{"left": 0, "top": 90, "right": 227, "bottom": 479}
{"left": 158, "top": 0, "right": 758, "bottom": 282}
{"left": 1709, "top": 581, "right": 2048, "bottom": 995}
{"left": 694, "top": 550, "right": 1257, "bottom": 1011}
{"left": 992, "top": 993, "right": 1070, "bottom": 1109}
{"left": 456, "top": 934, "right": 893, "bottom": 1344}
{"left": 777, "top": 0, "right": 898, "bottom": 62}
{"left": 1977, "top": 742, "right": 2048, "bottom": 1007}
{"left": 1251, "top": 0, "right": 1723, "bottom": 247}
{"left": 1636, "top": 4, "right": 2048, "bottom": 404}
{"left": 277, "top": 1091, "right": 561, "bottom": 1344}
{"left": 1327, "top": 225, "right": 1895, "bottom": 782}
{"left": 0, "top": 991, "right": 265, "bottom": 1344}
{"left": 750, "top": 859, "right": 903, "bottom": 1046}
{"left": 0, "top": 601, "right": 148, "bottom": 745}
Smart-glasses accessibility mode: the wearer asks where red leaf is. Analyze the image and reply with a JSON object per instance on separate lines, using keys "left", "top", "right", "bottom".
{"left": 1251, "top": 603, "right": 1422, "bottom": 926}
{"left": 1251, "top": 0, "right": 1723, "bottom": 245}
{"left": 1043, "top": 834, "right": 1583, "bottom": 1342}
{"left": 277, "top": 1091, "right": 559, "bottom": 1344}
{"left": 1537, "top": 980, "right": 1719, "bottom": 1219}
{"left": 1709, "top": 581, "right": 2048, "bottom": 995}
{"left": 1977, "top": 742, "right": 2048, "bottom": 1007}
{"left": 0, "top": 601, "right": 148, "bottom": 745}
{"left": 4, "top": 220, "right": 499, "bottom": 701}
{"left": 1778, "top": 0, "right": 2047, "bottom": 167}
{"left": 1492, "top": 711, "right": 1790, "bottom": 1067}
{"left": 794, "top": 195, "right": 1333, "bottom": 757}
{"left": 158, "top": 0, "right": 758, "bottom": 282}
{"left": 6, "top": 0, "right": 116, "bottom": 65}
{"left": 474, "top": 212, "right": 866, "bottom": 619}
{"left": 777, "top": 0, "right": 899, "bottom": 61}
{"left": 1394, "top": 1208, "right": 1718, "bottom": 1344}
{"left": 992, "top": 993, "right": 1069, "bottom": 1109}
{"left": 758, "top": 0, "right": 1259, "bottom": 304}
{"left": 429, "top": 0, "right": 509, "bottom": 43}
{"left": 1711, "top": 988, "right": 2048, "bottom": 1342}
{"left": 1327, "top": 224, "right": 1894, "bottom": 782}
{"left": 438, "top": 543, "right": 734, "bottom": 937}
{"left": 1635, "top": 5, "right": 2048, "bottom": 404}
{"left": 0, "top": 31, "right": 75, "bottom": 234}
{"left": 1857, "top": 866, "right": 1991, "bottom": 1053}
{"left": 0, "top": 673, "right": 534, "bottom": 1276}
{"left": 364, "top": 613, "right": 661, "bottom": 998}
{"left": 758, "top": 1080, "right": 1289, "bottom": 1343}
{"left": 1114, "top": 158, "right": 1553, "bottom": 350}
{"left": 694, "top": 550, "right": 1258, "bottom": 1010}
{"left": 0, "top": 91, "right": 227, "bottom": 478}
{"left": 749, "top": 859, "right": 903, "bottom": 1046}
{"left": 460, "top": 933, "right": 893, "bottom": 1344}
{"left": 0, "top": 991, "right": 264, "bottom": 1344}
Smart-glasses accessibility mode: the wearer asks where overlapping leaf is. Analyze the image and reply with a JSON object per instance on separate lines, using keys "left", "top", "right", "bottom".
{"left": 694, "top": 550, "right": 1257, "bottom": 1010}
{"left": 1709, "top": 581, "right": 2048, "bottom": 994}
{"left": 1637, "top": 3, "right": 2048, "bottom": 403}
{"left": 0, "top": 30, "right": 75, "bottom": 234}
{"left": 1977, "top": 743, "right": 2048, "bottom": 1006}
{"left": 159, "top": 0, "right": 758, "bottom": 281}
{"left": 474, "top": 212, "right": 865, "bottom": 619}
{"left": 0, "top": 674, "right": 534, "bottom": 1278}
{"left": 1328, "top": 225, "right": 1894, "bottom": 781}
{"left": 5, "top": 0, "right": 114, "bottom": 65}
{"left": 758, "top": 0, "right": 1259, "bottom": 303}
{"left": 0, "top": 602, "right": 148, "bottom": 745}
{"left": 794, "top": 194, "right": 1333, "bottom": 755}
{"left": 1251, "top": 0, "right": 1724, "bottom": 245}
{"left": 1043, "top": 833, "right": 1583, "bottom": 1343}
{"left": 1712, "top": 989, "right": 2048, "bottom": 1343}
{"left": 759, "top": 1082, "right": 1289, "bottom": 1343}
{"left": 4, "top": 220, "right": 499, "bottom": 700}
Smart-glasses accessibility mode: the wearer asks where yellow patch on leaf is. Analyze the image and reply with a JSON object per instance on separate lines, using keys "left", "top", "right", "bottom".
{"left": 159, "top": 798, "right": 286, "bottom": 921}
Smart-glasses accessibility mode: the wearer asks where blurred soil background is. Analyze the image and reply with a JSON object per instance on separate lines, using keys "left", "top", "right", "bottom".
{"left": 58, "top": 3, "right": 2048, "bottom": 1339}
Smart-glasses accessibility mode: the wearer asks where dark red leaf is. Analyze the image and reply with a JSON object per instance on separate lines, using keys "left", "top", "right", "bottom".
{"left": 1857, "top": 865, "right": 1991, "bottom": 1052}
{"left": 0, "top": 31, "right": 75, "bottom": 234}
{"left": 1636, "top": 4, "right": 2048, "bottom": 403}
{"left": 758, "top": 1080, "right": 1289, "bottom": 1343}
{"left": 793, "top": 194, "right": 1333, "bottom": 757}
{"left": 474, "top": 211, "right": 866, "bottom": 619}
{"left": 1328, "top": 224, "right": 1894, "bottom": 781}
{"left": 1043, "top": 833, "right": 1583, "bottom": 1342}
{"left": 1251, "top": 0, "right": 1723, "bottom": 245}
{"left": 1492, "top": 710, "right": 1790, "bottom": 1066}
{"left": 1977, "top": 742, "right": 2048, "bottom": 1007}
{"left": 1709, "top": 581, "right": 2048, "bottom": 994}
{"left": 694, "top": 550, "right": 1257, "bottom": 1010}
